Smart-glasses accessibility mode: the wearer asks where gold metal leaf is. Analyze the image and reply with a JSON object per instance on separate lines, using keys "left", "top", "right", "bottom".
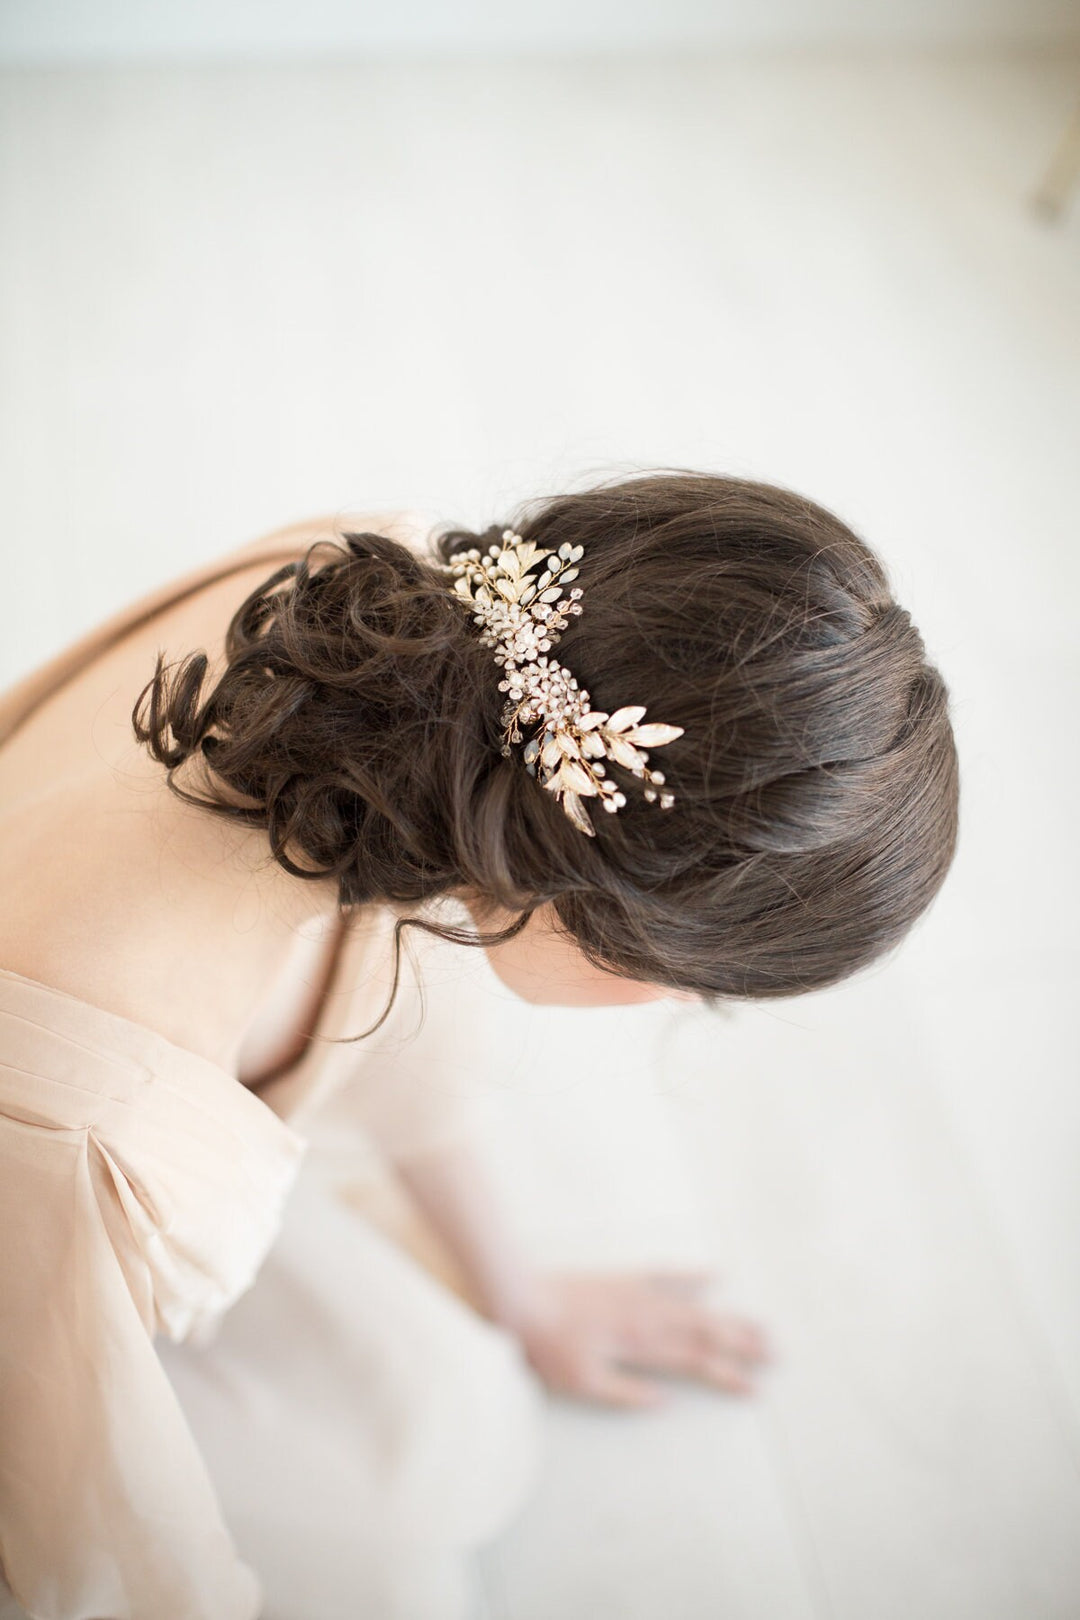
{"left": 541, "top": 733, "right": 563, "bottom": 768}
{"left": 622, "top": 723, "right": 685, "bottom": 747}
{"left": 494, "top": 578, "right": 518, "bottom": 603}
{"left": 560, "top": 789, "right": 596, "bottom": 837}
{"left": 577, "top": 711, "right": 608, "bottom": 731}
{"left": 606, "top": 705, "right": 647, "bottom": 733}
{"left": 559, "top": 759, "right": 598, "bottom": 796}
{"left": 604, "top": 734, "right": 646, "bottom": 771}
{"left": 515, "top": 543, "right": 548, "bottom": 574}
{"left": 556, "top": 731, "right": 582, "bottom": 759}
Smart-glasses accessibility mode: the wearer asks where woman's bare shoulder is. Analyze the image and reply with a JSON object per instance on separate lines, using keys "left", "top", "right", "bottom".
{"left": 0, "top": 516, "right": 396, "bottom": 1063}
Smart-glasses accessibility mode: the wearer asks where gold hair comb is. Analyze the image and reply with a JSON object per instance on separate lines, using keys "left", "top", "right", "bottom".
{"left": 439, "top": 529, "right": 684, "bottom": 837}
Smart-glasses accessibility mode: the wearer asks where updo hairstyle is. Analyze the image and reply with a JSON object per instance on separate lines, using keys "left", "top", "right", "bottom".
{"left": 132, "top": 471, "right": 960, "bottom": 1038}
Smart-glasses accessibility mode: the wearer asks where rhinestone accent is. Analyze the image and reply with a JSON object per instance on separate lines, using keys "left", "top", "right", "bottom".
{"left": 438, "top": 529, "right": 684, "bottom": 837}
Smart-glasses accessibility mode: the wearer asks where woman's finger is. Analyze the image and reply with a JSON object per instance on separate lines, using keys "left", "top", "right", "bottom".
{"left": 643, "top": 1269, "right": 717, "bottom": 1298}
{"left": 648, "top": 1298, "right": 770, "bottom": 1363}
{"left": 626, "top": 1331, "right": 758, "bottom": 1396}
{"left": 658, "top": 1324, "right": 760, "bottom": 1394}
{"left": 584, "top": 1364, "right": 668, "bottom": 1410}
{"left": 633, "top": 1278, "right": 773, "bottom": 1363}
{"left": 698, "top": 1311, "right": 772, "bottom": 1363}
{"left": 700, "top": 1355, "right": 756, "bottom": 1396}
{"left": 613, "top": 1304, "right": 769, "bottom": 1385}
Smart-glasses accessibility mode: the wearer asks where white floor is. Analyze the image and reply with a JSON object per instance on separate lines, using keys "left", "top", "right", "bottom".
{"left": 2, "top": 43, "right": 1079, "bottom": 1620}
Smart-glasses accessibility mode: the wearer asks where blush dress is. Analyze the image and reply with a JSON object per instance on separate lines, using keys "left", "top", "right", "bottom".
{"left": 0, "top": 540, "right": 542, "bottom": 1620}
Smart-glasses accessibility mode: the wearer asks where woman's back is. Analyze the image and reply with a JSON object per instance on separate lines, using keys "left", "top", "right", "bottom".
{"left": 0, "top": 539, "right": 355, "bottom": 1085}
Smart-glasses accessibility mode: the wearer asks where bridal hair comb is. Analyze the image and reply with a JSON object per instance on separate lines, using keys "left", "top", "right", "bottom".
{"left": 438, "top": 529, "right": 685, "bottom": 838}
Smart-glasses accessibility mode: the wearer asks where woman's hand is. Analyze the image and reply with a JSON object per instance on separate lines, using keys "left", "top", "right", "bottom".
{"left": 390, "top": 1142, "right": 770, "bottom": 1408}
{"left": 506, "top": 1270, "right": 772, "bottom": 1409}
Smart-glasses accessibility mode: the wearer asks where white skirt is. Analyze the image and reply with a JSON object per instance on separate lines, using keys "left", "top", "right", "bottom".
{"left": 154, "top": 1146, "right": 544, "bottom": 1620}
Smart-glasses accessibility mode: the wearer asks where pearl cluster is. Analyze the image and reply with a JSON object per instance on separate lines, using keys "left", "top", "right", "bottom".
{"left": 438, "top": 529, "right": 684, "bottom": 837}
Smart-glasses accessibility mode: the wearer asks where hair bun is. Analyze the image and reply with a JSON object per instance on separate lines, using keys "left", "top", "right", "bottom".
{"left": 133, "top": 474, "right": 958, "bottom": 1037}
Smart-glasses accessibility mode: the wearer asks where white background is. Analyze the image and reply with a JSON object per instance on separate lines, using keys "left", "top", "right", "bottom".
{"left": 2, "top": 0, "right": 1078, "bottom": 61}
{"left": 2, "top": 7, "right": 1079, "bottom": 1619}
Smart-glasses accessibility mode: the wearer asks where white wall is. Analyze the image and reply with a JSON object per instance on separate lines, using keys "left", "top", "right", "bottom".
{"left": 1, "top": 0, "right": 1078, "bottom": 63}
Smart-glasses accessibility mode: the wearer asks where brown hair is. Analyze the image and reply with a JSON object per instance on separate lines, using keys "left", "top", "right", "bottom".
{"left": 132, "top": 471, "right": 959, "bottom": 1038}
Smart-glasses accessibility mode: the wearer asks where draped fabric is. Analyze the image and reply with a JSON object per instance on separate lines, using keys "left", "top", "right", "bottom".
{"left": 0, "top": 969, "right": 304, "bottom": 1619}
{"left": 0, "top": 536, "right": 496, "bottom": 1618}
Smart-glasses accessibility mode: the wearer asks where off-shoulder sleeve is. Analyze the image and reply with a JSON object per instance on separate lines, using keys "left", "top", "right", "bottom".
{"left": 0, "top": 1113, "right": 263, "bottom": 1620}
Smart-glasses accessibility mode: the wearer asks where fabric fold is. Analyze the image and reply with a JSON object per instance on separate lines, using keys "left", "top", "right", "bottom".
{"left": 0, "top": 1109, "right": 264, "bottom": 1620}
{"left": 0, "top": 532, "right": 490, "bottom": 1616}
{"left": 0, "top": 970, "right": 311, "bottom": 1618}
{"left": 0, "top": 971, "right": 309, "bottom": 1345}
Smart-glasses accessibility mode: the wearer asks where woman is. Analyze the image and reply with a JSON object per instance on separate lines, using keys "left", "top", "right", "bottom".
{"left": 0, "top": 471, "right": 959, "bottom": 1618}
